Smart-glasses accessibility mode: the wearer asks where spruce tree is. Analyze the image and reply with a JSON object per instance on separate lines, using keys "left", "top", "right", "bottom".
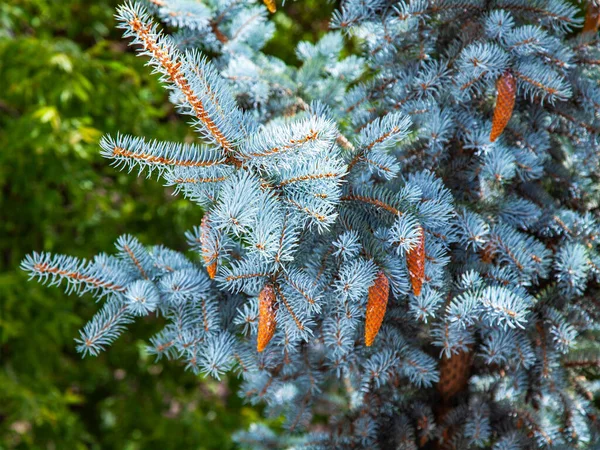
{"left": 23, "top": 0, "right": 600, "bottom": 448}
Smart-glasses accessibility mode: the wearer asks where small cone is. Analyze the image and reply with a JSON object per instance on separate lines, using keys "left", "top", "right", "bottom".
{"left": 200, "top": 214, "right": 218, "bottom": 279}
{"left": 490, "top": 71, "right": 516, "bottom": 142}
{"left": 365, "top": 271, "right": 390, "bottom": 346}
{"left": 263, "top": 0, "right": 276, "bottom": 13}
{"left": 257, "top": 283, "right": 277, "bottom": 352}
{"left": 583, "top": 3, "right": 600, "bottom": 34}
{"left": 406, "top": 226, "right": 425, "bottom": 296}
{"left": 437, "top": 349, "right": 473, "bottom": 401}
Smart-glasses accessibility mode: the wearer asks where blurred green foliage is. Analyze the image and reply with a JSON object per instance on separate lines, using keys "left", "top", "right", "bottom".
{"left": 264, "top": 0, "right": 336, "bottom": 64}
{"left": 0, "top": 0, "right": 331, "bottom": 448}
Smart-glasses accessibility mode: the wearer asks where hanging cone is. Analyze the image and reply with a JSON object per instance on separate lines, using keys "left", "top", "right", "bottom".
{"left": 437, "top": 348, "right": 473, "bottom": 402}
{"left": 583, "top": 3, "right": 600, "bottom": 34}
{"left": 257, "top": 283, "right": 277, "bottom": 352}
{"left": 200, "top": 214, "right": 218, "bottom": 279}
{"left": 433, "top": 349, "right": 474, "bottom": 450}
{"left": 406, "top": 226, "right": 425, "bottom": 297}
{"left": 365, "top": 271, "right": 390, "bottom": 346}
{"left": 490, "top": 71, "right": 516, "bottom": 142}
{"left": 263, "top": 0, "right": 276, "bottom": 13}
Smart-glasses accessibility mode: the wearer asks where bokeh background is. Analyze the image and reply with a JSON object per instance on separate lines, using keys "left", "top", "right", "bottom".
{"left": 0, "top": 1, "right": 334, "bottom": 448}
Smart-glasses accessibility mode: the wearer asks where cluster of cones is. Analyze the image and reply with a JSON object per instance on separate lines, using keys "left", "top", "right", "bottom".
{"left": 256, "top": 226, "right": 427, "bottom": 352}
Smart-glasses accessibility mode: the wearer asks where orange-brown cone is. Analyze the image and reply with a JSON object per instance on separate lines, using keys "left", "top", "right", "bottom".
{"left": 584, "top": 3, "right": 600, "bottom": 34}
{"left": 437, "top": 349, "right": 473, "bottom": 402}
{"left": 257, "top": 283, "right": 277, "bottom": 352}
{"left": 490, "top": 71, "right": 516, "bottom": 142}
{"left": 263, "top": 0, "right": 276, "bottom": 13}
{"left": 200, "top": 214, "right": 217, "bottom": 279}
{"left": 406, "top": 226, "right": 425, "bottom": 297}
{"left": 365, "top": 271, "right": 390, "bottom": 346}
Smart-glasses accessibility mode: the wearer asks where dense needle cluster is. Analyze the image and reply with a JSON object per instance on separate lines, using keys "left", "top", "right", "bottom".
{"left": 22, "top": 0, "right": 600, "bottom": 448}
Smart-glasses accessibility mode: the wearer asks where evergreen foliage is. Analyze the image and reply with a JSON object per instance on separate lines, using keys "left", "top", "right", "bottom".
{"left": 22, "top": 0, "right": 600, "bottom": 448}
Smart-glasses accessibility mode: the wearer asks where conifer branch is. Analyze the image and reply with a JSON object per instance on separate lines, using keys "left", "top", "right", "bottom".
{"left": 23, "top": 0, "right": 600, "bottom": 447}
{"left": 340, "top": 193, "right": 402, "bottom": 216}
{"left": 117, "top": 4, "right": 243, "bottom": 165}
